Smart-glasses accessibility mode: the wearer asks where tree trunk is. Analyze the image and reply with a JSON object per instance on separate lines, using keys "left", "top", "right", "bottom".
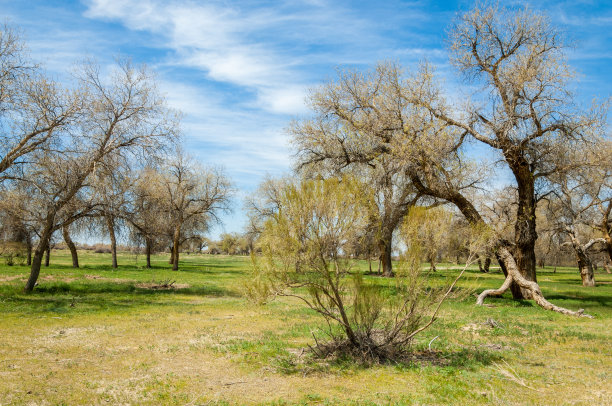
{"left": 105, "top": 214, "right": 118, "bottom": 269}
{"left": 483, "top": 257, "right": 491, "bottom": 273}
{"left": 429, "top": 252, "right": 437, "bottom": 272}
{"left": 510, "top": 162, "right": 538, "bottom": 299}
{"left": 172, "top": 225, "right": 181, "bottom": 271}
{"left": 169, "top": 245, "right": 174, "bottom": 264}
{"left": 601, "top": 201, "right": 612, "bottom": 262}
{"left": 569, "top": 235, "right": 596, "bottom": 287}
{"left": 44, "top": 245, "right": 50, "bottom": 267}
{"left": 145, "top": 238, "right": 152, "bottom": 269}
{"left": 478, "top": 245, "right": 591, "bottom": 317}
{"left": 26, "top": 236, "right": 32, "bottom": 266}
{"left": 378, "top": 232, "right": 393, "bottom": 277}
{"left": 478, "top": 258, "right": 484, "bottom": 273}
{"left": 62, "top": 224, "right": 79, "bottom": 268}
{"left": 25, "top": 215, "right": 55, "bottom": 292}
{"left": 604, "top": 261, "right": 611, "bottom": 274}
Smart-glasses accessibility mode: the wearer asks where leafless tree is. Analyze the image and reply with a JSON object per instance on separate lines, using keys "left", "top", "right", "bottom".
{"left": 408, "top": 4, "right": 607, "bottom": 299}
{"left": 159, "top": 152, "right": 232, "bottom": 271}
{"left": 22, "top": 58, "right": 177, "bottom": 292}
{"left": 0, "top": 24, "right": 82, "bottom": 180}
{"left": 290, "top": 64, "right": 438, "bottom": 276}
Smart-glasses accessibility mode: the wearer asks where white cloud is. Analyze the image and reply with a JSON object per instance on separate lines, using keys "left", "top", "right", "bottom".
{"left": 84, "top": 0, "right": 311, "bottom": 114}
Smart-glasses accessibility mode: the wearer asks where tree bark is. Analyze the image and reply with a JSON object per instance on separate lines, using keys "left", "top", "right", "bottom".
{"left": 105, "top": 214, "right": 118, "bottom": 269}
{"left": 483, "top": 257, "right": 491, "bottom": 273}
{"left": 145, "top": 237, "right": 152, "bottom": 268}
{"left": 25, "top": 215, "right": 55, "bottom": 292}
{"left": 172, "top": 225, "right": 181, "bottom": 271}
{"left": 601, "top": 201, "right": 612, "bottom": 262}
{"left": 511, "top": 162, "right": 538, "bottom": 299}
{"left": 478, "top": 245, "right": 592, "bottom": 317}
{"left": 26, "top": 236, "right": 32, "bottom": 266}
{"left": 378, "top": 231, "right": 393, "bottom": 277}
{"left": 44, "top": 245, "right": 50, "bottom": 267}
{"left": 62, "top": 224, "right": 79, "bottom": 268}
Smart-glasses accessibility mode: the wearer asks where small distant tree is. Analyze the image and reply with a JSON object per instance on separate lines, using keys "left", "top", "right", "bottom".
{"left": 402, "top": 206, "right": 452, "bottom": 272}
{"left": 160, "top": 152, "right": 232, "bottom": 270}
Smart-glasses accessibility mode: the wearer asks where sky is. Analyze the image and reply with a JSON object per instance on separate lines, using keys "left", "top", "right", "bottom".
{"left": 1, "top": 0, "right": 611, "bottom": 240}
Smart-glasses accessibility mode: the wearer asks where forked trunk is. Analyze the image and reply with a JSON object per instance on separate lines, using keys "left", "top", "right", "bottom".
{"left": 25, "top": 215, "right": 55, "bottom": 292}
{"left": 62, "top": 224, "right": 79, "bottom": 268}
{"left": 106, "top": 214, "right": 118, "bottom": 269}
{"left": 568, "top": 231, "right": 596, "bottom": 287}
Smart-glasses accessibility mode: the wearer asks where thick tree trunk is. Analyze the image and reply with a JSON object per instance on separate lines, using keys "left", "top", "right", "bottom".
{"left": 62, "top": 224, "right": 79, "bottom": 268}
{"left": 25, "top": 215, "right": 55, "bottom": 292}
{"left": 483, "top": 257, "right": 491, "bottom": 273}
{"left": 378, "top": 232, "right": 393, "bottom": 277}
{"left": 478, "top": 245, "right": 592, "bottom": 317}
{"left": 145, "top": 238, "right": 152, "bottom": 268}
{"left": 510, "top": 163, "right": 538, "bottom": 299}
{"left": 172, "top": 225, "right": 181, "bottom": 271}
{"left": 568, "top": 230, "right": 597, "bottom": 287}
{"left": 105, "top": 214, "right": 118, "bottom": 269}
{"left": 44, "top": 246, "right": 50, "bottom": 267}
{"left": 577, "top": 253, "right": 595, "bottom": 287}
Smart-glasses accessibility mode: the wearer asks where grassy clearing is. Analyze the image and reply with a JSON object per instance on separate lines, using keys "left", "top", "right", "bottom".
{"left": 0, "top": 250, "right": 610, "bottom": 405}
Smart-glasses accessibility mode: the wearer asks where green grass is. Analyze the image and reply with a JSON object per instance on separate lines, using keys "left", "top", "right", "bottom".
{"left": 0, "top": 250, "right": 610, "bottom": 405}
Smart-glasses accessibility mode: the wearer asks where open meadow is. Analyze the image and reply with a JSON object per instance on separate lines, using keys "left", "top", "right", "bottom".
{"left": 0, "top": 251, "right": 610, "bottom": 405}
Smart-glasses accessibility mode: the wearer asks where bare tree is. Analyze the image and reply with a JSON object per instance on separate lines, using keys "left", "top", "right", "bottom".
{"left": 408, "top": 4, "right": 607, "bottom": 299}
{"left": 22, "top": 59, "right": 176, "bottom": 292}
{"left": 0, "top": 24, "right": 82, "bottom": 180}
{"left": 159, "top": 152, "right": 232, "bottom": 271}
{"left": 290, "top": 64, "right": 430, "bottom": 276}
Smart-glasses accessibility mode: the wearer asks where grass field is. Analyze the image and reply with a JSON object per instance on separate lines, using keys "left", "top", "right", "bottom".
{"left": 0, "top": 250, "right": 610, "bottom": 405}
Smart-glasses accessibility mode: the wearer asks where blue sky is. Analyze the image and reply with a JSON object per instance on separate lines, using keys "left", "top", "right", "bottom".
{"left": 2, "top": 0, "right": 611, "bottom": 239}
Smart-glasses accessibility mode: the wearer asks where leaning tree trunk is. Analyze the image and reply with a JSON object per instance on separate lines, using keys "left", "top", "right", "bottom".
{"left": 44, "top": 246, "right": 51, "bottom": 267}
{"left": 62, "top": 224, "right": 79, "bottom": 268}
{"left": 105, "top": 214, "right": 118, "bottom": 269}
{"left": 25, "top": 215, "right": 55, "bottom": 292}
{"left": 477, "top": 245, "right": 592, "bottom": 317}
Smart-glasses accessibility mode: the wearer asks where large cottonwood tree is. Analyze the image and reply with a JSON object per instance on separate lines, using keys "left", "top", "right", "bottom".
{"left": 408, "top": 4, "right": 607, "bottom": 298}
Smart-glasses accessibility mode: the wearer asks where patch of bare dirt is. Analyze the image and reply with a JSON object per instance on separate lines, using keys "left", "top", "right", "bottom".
{"left": 0, "top": 275, "right": 24, "bottom": 282}
{"left": 135, "top": 281, "right": 190, "bottom": 290}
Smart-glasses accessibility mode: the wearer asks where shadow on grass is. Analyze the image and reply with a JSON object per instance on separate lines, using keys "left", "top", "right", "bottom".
{"left": 544, "top": 293, "right": 611, "bottom": 307}
{"left": 0, "top": 280, "right": 242, "bottom": 314}
{"left": 276, "top": 345, "right": 502, "bottom": 376}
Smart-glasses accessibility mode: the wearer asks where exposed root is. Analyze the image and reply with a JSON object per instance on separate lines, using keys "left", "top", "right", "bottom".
{"left": 477, "top": 247, "right": 593, "bottom": 318}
